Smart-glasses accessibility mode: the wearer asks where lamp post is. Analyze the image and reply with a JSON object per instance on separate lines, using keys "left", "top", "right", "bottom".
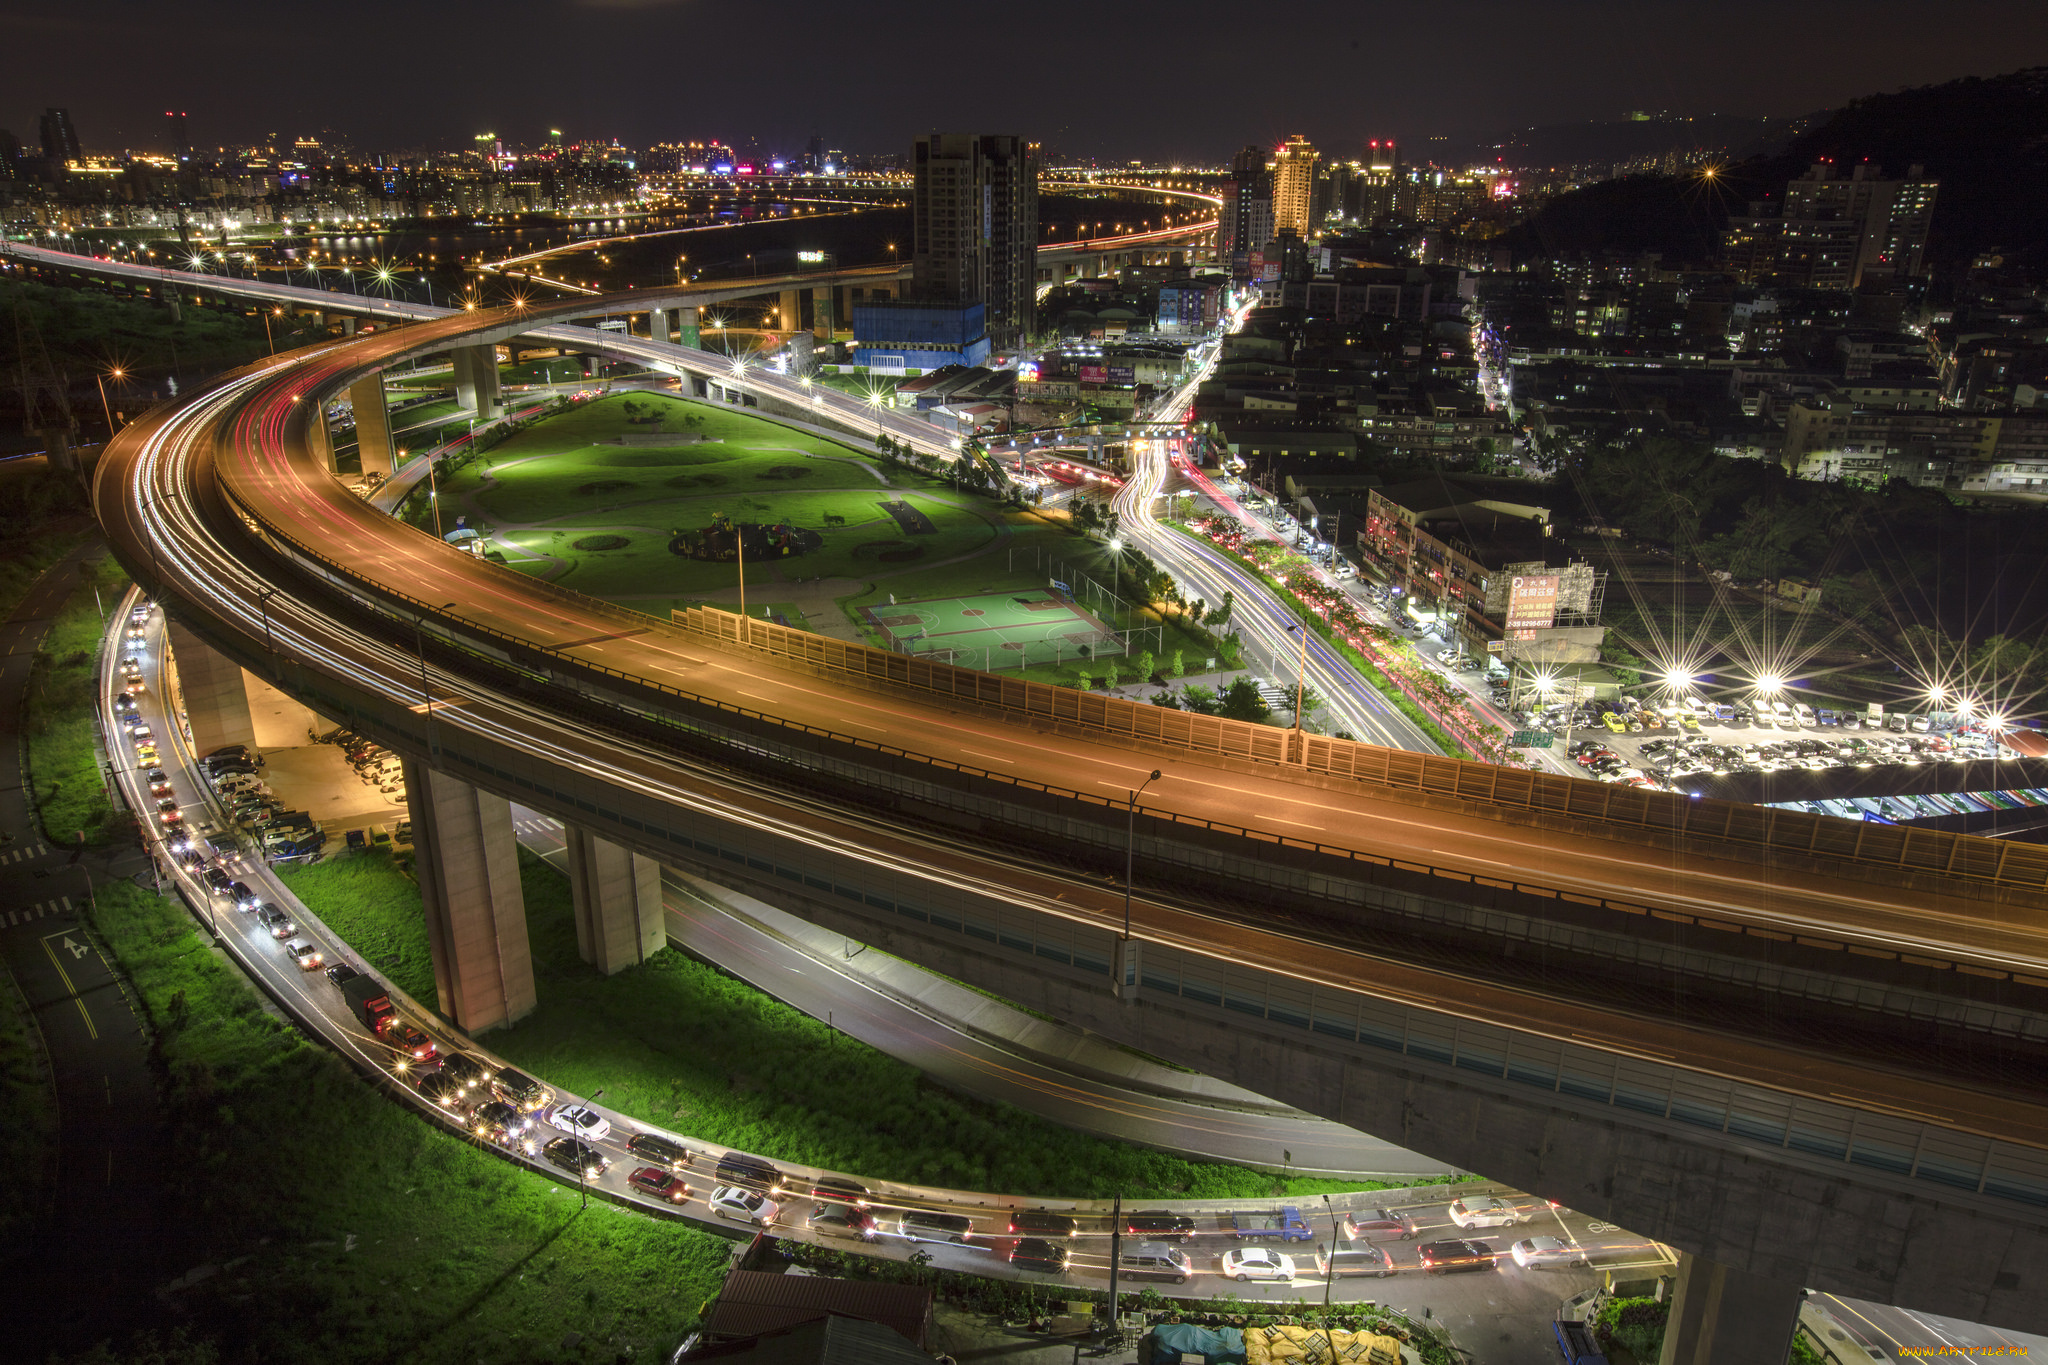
{"left": 415, "top": 601, "right": 458, "bottom": 754}
{"left": 1286, "top": 622, "right": 1312, "bottom": 744}
{"left": 254, "top": 585, "right": 279, "bottom": 667}
{"left": 1116, "top": 769, "right": 1162, "bottom": 999}
{"left": 1320, "top": 1194, "right": 1341, "bottom": 1346}
{"left": 262, "top": 307, "right": 280, "bottom": 355}
{"left": 580, "top": 1088, "right": 606, "bottom": 1209}
{"left": 96, "top": 366, "right": 124, "bottom": 440}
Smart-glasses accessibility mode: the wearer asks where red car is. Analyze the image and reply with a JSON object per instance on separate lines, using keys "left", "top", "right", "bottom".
{"left": 627, "top": 1167, "right": 692, "bottom": 1205}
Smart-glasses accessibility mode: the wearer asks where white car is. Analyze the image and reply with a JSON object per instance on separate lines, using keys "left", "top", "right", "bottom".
{"left": 709, "top": 1183, "right": 780, "bottom": 1226}
{"left": 1448, "top": 1197, "right": 1529, "bottom": 1229}
{"left": 547, "top": 1103, "right": 611, "bottom": 1143}
{"left": 1220, "top": 1248, "right": 1296, "bottom": 1283}
{"left": 1510, "top": 1236, "right": 1587, "bottom": 1269}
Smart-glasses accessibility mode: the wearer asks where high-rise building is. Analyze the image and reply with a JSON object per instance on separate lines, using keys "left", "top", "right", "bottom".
{"left": 38, "top": 107, "right": 81, "bottom": 165}
{"left": 1725, "top": 162, "right": 1940, "bottom": 290}
{"left": 910, "top": 132, "right": 1039, "bottom": 347}
{"left": 165, "top": 110, "right": 192, "bottom": 161}
{"left": 1219, "top": 144, "right": 1273, "bottom": 281}
{"left": 1271, "top": 135, "right": 1318, "bottom": 238}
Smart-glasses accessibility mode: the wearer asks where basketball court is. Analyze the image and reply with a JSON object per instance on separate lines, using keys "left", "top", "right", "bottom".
{"left": 860, "top": 589, "right": 1125, "bottom": 669}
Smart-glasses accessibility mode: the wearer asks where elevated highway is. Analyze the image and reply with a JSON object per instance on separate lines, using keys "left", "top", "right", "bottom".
{"left": 67, "top": 268, "right": 2048, "bottom": 1353}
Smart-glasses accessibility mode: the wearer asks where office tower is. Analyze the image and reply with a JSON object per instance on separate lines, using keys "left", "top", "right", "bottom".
{"left": 911, "top": 133, "right": 1040, "bottom": 347}
{"left": 39, "top": 107, "right": 82, "bottom": 165}
{"left": 165, "top": 110, "right": 192, "bottom": 160}
{"left": 1272, "top": 135, "right": 1318, "bottom": 238}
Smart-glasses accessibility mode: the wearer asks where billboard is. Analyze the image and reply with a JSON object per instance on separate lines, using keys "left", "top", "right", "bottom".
{"left": 1504, "top": 574, "right": 1560, "bottom": 637}
{"left": 1107, "top": 364, "right": 1135, "bottom": 386}
{"left": 1078, "top": 363, "right": 1108, "bottom": 385}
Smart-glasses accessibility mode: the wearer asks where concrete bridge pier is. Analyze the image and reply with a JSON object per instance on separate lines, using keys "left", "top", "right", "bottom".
{"left": 678, "top": 306, "right": 700, "bottom": 350}
{"left": 777, "top": 289, "right": 801, "bottom": 334}
{"left": 1658, "top": 1252, "right": 1803, "bottom": 1365}
{"left": 404, "top": 760, "right": 534, "bottom": 1033}
{"left": 349, "top": 374, "right": 394, "bottom": 478}
{"left": 452, "top": 345, "right": 502, "bottom": 421}
{"left": 647, "top": 307, "right": 670, "bottom": 345}
{"left": 563, "top": 827, "right": 663, "bottom": 974}
{"left": 165, "top": 622, "right": 256, "bottom": 756}
{"left": 811, "top": 286, "right": 834, "bottom": 340}
{"left": 341, "top": 316, "right": 357, "bottom": 336}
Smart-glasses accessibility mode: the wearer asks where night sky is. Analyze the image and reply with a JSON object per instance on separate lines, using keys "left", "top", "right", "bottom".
{"left": 5, "top": 0, "right": 2047, "bottom": 164}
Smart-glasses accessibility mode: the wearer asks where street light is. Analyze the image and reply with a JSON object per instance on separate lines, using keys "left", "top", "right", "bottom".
{"left": 415, "top": 601, "right": 459, "bottom": 753}
{"left": 1320, "top": 1195, "right": 1342, "bottom": 1347}
{"left": 96, "top": 366, "right": 124, "bottom": 440}
{"left": 1112, "top": 769, "right": 1164, "bottom": 1002}
{"left": 580, "top": 1088, "right": 607, "bottom": 1209}
{"left": 1285, "top": 622, "right": 1312, "bottom": 744}
{"left": 262, "top": 306, "right": 281, "bottom": 355}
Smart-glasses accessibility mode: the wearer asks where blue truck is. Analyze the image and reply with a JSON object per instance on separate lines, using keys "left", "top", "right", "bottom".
{"left": 1229, "top": 1207, "right": 1313, "bottom": 1243}
{"left": 1551, "top": 1318, "right": 1608, "bottom": 1364}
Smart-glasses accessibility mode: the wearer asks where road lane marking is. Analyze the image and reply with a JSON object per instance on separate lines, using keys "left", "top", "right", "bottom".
{"left": 39, "top": 933, "right": 99, "bottom": 1040}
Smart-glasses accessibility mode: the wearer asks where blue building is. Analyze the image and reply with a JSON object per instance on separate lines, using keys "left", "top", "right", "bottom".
{"left": 852, "top": 301, "right": 991, "bottom": 375}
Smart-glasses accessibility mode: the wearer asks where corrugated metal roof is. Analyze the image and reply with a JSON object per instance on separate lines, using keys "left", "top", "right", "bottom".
{"left": 703, "top": 1270, "right": 931, "bottom": 1350}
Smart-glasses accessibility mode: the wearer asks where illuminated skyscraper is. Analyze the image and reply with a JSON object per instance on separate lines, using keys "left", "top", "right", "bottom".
{"left": 912, "top": 132, "right": 1040, "bottom": 346}
{"left": 1272, "top": 135, "right": 1318, "bottom": 237}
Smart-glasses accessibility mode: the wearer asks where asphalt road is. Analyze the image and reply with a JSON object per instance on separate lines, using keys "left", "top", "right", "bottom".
{"left": 0, "top": 540, "right": 167, "bottom": 1357}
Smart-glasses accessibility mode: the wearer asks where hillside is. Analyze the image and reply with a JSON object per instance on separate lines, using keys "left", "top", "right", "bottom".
{"left": 1504, "top": 67, "right": 2048, "bottom": 273}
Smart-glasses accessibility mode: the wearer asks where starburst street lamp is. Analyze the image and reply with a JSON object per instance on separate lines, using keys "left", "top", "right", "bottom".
{"left": 96, "top": 366, "right": 125, "bottom": 439}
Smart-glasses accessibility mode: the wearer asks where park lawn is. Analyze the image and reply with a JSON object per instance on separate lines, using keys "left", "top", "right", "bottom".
{"left": 0, "top": 960, "right": 56, "bottom": 1279}
{"left": 26, "top": 550, "right": 132, "bottom": 847}
{"left": 489, "top": 489, "right": 999, "bottom": 601}
{"left": 286, "top": 845, "right": 1383, "bottom": 1202}
{"left": 84, "top": 876, "right": 733, "bottom": 1365}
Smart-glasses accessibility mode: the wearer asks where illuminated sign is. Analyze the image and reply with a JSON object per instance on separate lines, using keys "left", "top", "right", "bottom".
{"left": 1015, "top": 362, "right": 1040, "bottom": 382}
{"left": 1079, "top": 363, "right": 1108, "bottom": 385}
{"left": 797, "top": 250, "right": 827, "bottom": 263}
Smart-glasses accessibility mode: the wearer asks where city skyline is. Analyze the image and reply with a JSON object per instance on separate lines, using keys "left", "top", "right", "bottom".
{"left": 5, "top": 1, "right": 2047, "bottom": 163}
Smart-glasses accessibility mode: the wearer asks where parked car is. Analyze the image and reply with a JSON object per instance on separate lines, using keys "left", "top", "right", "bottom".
{"left": 1220, "top": 1248, "right": 1297, "bottom": 1283}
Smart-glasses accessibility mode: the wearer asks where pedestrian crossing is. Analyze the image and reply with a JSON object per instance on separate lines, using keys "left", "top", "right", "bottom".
{"left": 0, "top": 842, "right": 51, "bottom": 864}
{"left": 513, "top": 818, "right": 564, "bottom": 837}
{"left": 3, "top": 896, "right": 72, "bottom": 927}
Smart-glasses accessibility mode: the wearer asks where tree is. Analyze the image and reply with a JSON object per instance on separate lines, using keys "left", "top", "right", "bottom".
{"left": 1180, "top": 683, "right": 1220, "bottom": 714}
{"left": 1292, "top": 684, "right": 1325, "bottom": 719}
{"left": 1073, "top": 669, "right": 1093, "bottom": 690}
{"left": 1973, "top": 634, "right": 2034, "bottom": 681}
{"left": 1206, "top": 591, "right": 1236, "bottom": 629}
{"left": 1135, "top": 649, "right": 1156, "bottom": 682}
{"left": 1148, "top": 690, "right": 1181, "bottom": 709}
{"left": 1167, "top": 648, "right": 1185, "bottom": 679}
{"left": 1219, "top": 677, "right": 1270, "bottom": 722}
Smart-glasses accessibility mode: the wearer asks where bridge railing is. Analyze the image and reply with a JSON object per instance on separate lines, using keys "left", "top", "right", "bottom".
{"left": 669, "top": 606, "right": 2048, "bottom": 901}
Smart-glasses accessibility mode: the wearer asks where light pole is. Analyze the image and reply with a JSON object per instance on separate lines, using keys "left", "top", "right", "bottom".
{"left": 1116, "top": 769, "right": 1162, "bottom": 999}
{"left": 262, "top": 307, "right": 280, "bottom": 355}
{"left": 254, "top": 585, "right": 279, "bottom": 665}
{"left": 1286, "top": 622, "right": 1312, "bottom": 744}
{"left": 96, "top": 366, "right": 124, "bottom": 440}
{"left": 580, "top": 1088, "right": 606, "bottom": 1209}
{"left": 415, "top": 601, "right": 458, "bottom": 753}
{"left": 1320, "top": 1194, "right": 1340, "bottom": 1346}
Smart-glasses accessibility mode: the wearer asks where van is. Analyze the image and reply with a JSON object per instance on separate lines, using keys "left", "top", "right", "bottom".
{"left": 1117, "top": 1241, "right": 1193, "bottom": 1284}
{"left": 1793, "top": 703, "right": 1817, "bottom": 728}
{"left": 491, "top": 1068, "right": 555, "bottom": 1113}
{"left": 1886, "top": 713, "right": 1908, "bottom": 733}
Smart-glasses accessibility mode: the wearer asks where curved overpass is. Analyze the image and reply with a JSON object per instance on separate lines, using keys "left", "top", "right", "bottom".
{"left": 84, "top": 282, "right": 2048, "bottom": 1338}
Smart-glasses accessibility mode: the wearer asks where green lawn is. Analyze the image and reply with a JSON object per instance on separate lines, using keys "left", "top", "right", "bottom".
{"left": 26, "top": 550, "right": 132, "bottom": 847}
{"left": 77, "top": 877, "right": 734, "bottom": 1365}
{"left": 288, "top": 846, "right": 1406, "bottom": 1201}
